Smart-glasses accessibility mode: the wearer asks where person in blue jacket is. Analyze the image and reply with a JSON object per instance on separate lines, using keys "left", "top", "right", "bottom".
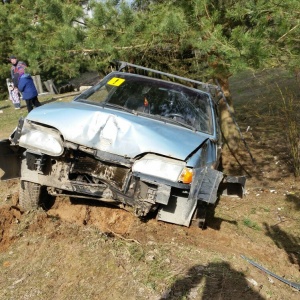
{"left": 18, "top": 73, "right": 41, "bottom": 112}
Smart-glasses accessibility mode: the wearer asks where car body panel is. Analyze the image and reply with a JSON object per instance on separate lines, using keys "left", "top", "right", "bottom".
{"left": 24, "top": 101, "right": 212, "bottom": 162}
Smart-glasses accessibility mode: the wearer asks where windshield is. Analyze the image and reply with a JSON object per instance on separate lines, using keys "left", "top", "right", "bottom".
{"left": 75, "top": 72, "right": 214, "bottom": 134}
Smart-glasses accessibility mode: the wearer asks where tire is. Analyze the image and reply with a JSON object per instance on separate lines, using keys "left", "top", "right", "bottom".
{"left": 19, "top": 180, "right": 42, "bottom": 210}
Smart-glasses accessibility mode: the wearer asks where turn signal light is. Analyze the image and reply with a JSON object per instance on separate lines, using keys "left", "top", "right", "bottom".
{"left": 179, "top": 168, "right": 193, "bottom": 184}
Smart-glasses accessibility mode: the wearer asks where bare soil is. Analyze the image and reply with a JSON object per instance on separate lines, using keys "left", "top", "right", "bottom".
{"left": 0, "top": 69, "right": 300, "bottom": 300}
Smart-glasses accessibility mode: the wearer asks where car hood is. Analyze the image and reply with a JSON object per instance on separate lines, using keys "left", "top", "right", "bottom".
{"left": 25, "top": 102, "right": 210, "bottom": 160}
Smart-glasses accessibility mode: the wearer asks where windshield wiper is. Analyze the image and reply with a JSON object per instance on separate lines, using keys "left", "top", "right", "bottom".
{"left": 162, "top": 117, "right": 196, "bottom": 131}
{"left": 103, "top": 103, "right": 134, "bottom": 114}
{"left": 137, "top": 113, "right": 196, "bottom": 131}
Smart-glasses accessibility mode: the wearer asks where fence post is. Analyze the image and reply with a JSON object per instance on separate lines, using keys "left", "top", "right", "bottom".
{"left": 35, "top": 75, "right": 44, "bottom": 94}
{"left": 32, "top": 75, "right": 44, "bottom": 94}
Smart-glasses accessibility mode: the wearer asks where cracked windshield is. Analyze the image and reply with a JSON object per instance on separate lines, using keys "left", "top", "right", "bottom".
{"left": 76, "top": 73, "right": 214, "bottom": 134}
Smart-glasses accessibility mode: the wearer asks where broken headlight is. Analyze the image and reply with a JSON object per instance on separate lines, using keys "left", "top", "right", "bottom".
{"left": 19, "top": 122, "right": 63, "bottom": 156}
{"left": 132, "top": 154, "right": 193, "bottom": 184}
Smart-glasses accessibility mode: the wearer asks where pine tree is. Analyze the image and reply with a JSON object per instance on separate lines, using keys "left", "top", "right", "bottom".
{"left": 2, "top": 1, "right": 86, "bottom": 83}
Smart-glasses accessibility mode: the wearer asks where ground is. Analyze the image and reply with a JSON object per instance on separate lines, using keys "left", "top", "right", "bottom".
{"left": 0, "top": 69, "right": 299, "bottom": 300}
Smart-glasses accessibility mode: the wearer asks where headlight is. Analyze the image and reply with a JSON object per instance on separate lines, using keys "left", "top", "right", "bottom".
{"left": 19, "top": 125, "right": 63, "bottom": 156}
{"left": 132, "top": 154, "right": 193, "bottom": 183}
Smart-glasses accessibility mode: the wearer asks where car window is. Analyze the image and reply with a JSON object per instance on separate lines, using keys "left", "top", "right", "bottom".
{"left": 75, "top": 72, "right": 214, "bottom": 134}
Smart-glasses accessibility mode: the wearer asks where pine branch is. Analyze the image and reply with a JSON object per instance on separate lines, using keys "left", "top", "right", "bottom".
{"left": 67, "top": 44, "right": 149, "bottom": 53}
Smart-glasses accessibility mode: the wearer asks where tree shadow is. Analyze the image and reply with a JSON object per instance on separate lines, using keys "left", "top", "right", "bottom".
{"left": 286, "top": 193, "right": 300, "bottom": 211}
{"left": 224, "top": 76, "right": 299, "bottom": 186}
{"left": 263, "top": 222, "right": 300, "bottom": 271}
{"left": 160, "top": 262, "right": 264, "bottom": 299}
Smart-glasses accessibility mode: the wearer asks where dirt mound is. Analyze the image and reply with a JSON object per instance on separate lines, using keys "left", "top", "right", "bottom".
{"left": 0, "top": 205, "right": 21, "bottom": 251}
{"left": 47, "top": 197, "right": 137, "bottom": 235}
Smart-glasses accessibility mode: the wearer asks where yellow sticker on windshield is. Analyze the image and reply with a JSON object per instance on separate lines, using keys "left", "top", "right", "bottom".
{"left": 107, "top": 77, "right": 125, "bottom": 86}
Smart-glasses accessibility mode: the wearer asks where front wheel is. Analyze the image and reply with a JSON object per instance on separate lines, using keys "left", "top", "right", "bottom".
{"left": 19, "top": 180, "right": 43, "bottom": 210}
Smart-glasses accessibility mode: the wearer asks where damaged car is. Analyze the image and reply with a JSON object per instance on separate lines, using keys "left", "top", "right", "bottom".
{"left": 0, "top": 62, "right": 245, "bottom": 227}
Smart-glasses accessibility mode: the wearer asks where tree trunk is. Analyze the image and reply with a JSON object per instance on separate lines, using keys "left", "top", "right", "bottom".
{"left": 217, "top": 76, "right": 240, "bottom": 152}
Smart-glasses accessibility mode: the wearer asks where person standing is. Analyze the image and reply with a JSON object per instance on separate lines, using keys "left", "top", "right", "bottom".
{"left": 18, "top": 73, "right": 41, "bottom": 113}
{"left": 7, "top": 80, "right": 21, "bottom": 109}
{"left": 10, "top": 55, "right": 27, "bottom": 85}
{"left": 8, "top": 55, "right": 26, "bottom": 109}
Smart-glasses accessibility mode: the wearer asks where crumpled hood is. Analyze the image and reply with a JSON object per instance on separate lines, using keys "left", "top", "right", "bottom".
{"left": 25, "top": 102, "right": 210, "bottom": 160}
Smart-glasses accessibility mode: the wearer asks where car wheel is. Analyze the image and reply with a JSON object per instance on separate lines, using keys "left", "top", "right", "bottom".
{"left": 19, "top": 180, "right": 43, "bottom": 210}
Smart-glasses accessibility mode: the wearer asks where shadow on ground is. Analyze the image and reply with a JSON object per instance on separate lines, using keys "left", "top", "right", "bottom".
{"left": 160, "top": 262, "right": 264, "bottom": 299}
{"left": 264, "top": 222, "right": 300, "bottom": 271}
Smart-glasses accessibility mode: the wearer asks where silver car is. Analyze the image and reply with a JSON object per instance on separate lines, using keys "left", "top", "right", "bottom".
{"left": 0, "top": 62, "right": 245, "bottom": 227}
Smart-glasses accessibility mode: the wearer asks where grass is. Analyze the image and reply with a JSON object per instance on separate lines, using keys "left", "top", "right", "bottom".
{"left": 0, "top": 93, "right": 75, "bottom": 140}
{"left": 242, "top": 218, "right": 261, "bottom": 231}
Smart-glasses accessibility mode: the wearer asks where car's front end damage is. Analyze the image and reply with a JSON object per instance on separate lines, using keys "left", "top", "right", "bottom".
{"left": 0, "top": 62, "right": 246, "bottom": 227}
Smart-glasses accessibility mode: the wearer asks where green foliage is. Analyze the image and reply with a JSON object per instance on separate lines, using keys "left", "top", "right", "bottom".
{"left": 243, "top": 218, "right": 261, "bottom": 231}
{"left": 1, "top": 0, "right": 300, "bottom": 99}
{"left": 158, "top": 8, "right": 188, "bottom": 35}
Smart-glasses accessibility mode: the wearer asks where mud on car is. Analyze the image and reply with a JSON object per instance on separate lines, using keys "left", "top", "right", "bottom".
{"left": 0, "top": 62, "right": 245, "bottom": 227}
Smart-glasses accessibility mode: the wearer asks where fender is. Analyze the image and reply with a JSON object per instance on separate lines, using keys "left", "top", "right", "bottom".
{"left": 157, "top": 167, "right": 224, "bottom": 227}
